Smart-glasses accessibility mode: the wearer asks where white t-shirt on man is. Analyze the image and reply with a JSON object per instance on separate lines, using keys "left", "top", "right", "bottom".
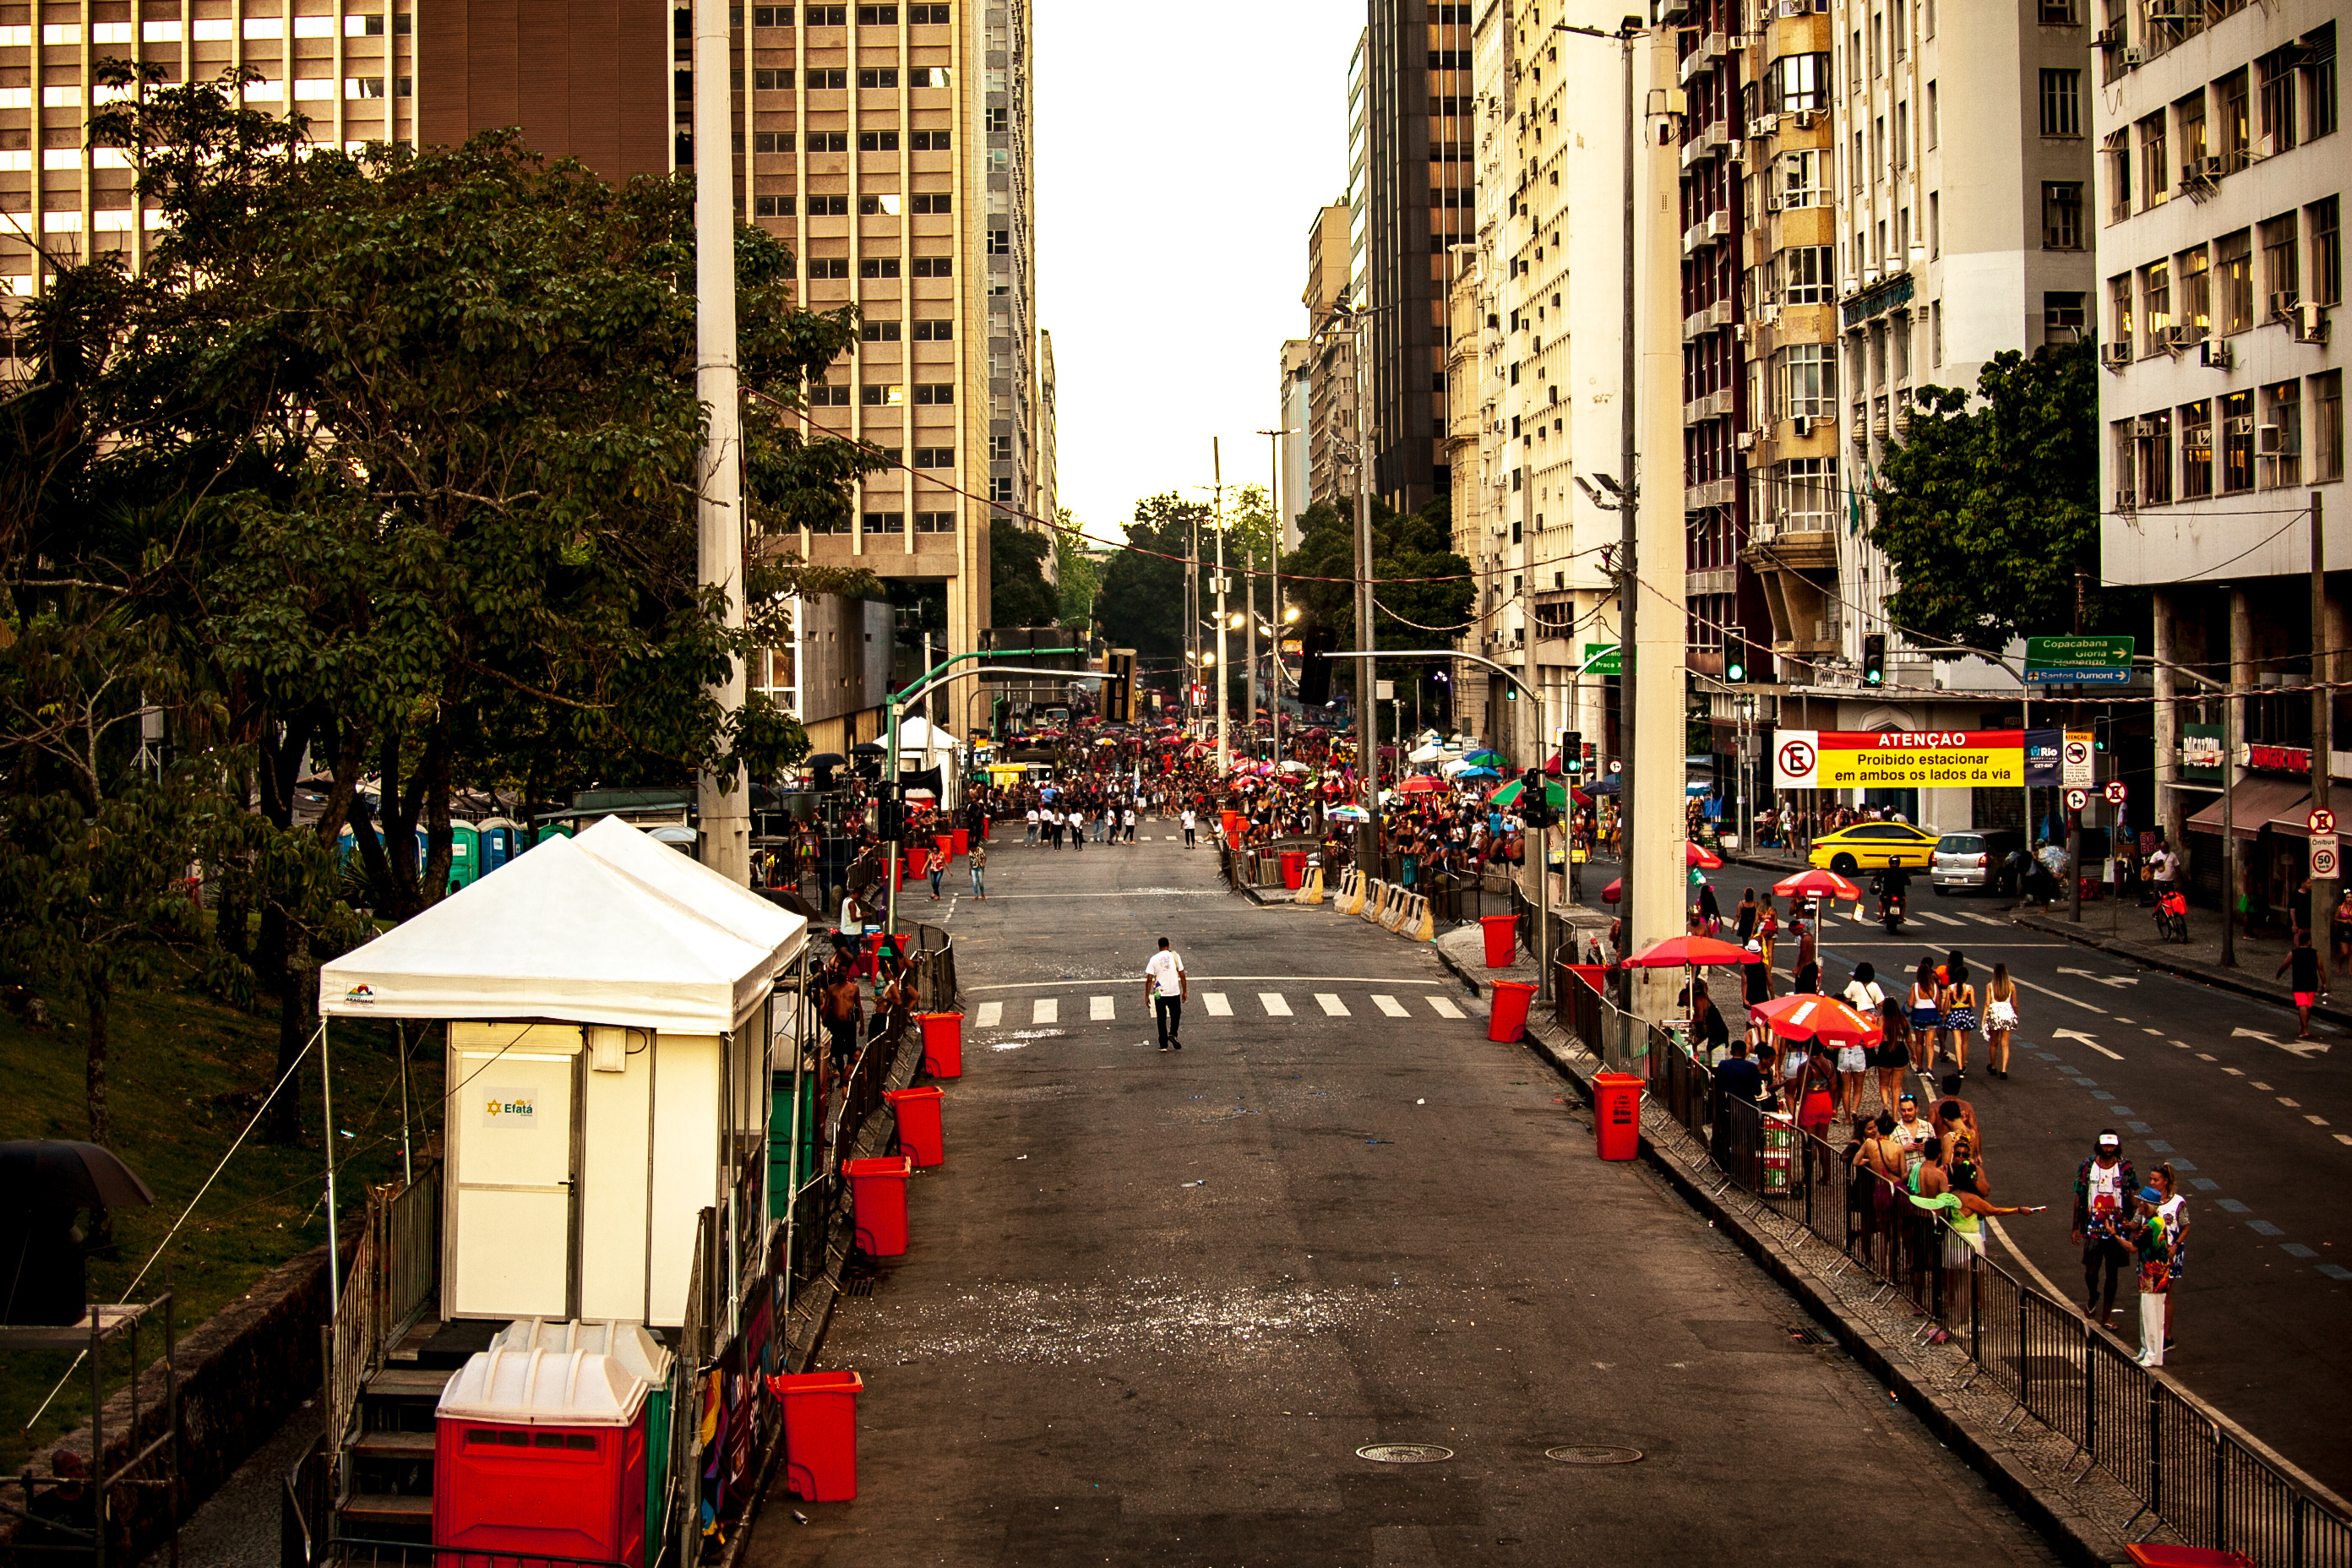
{"left": 1145, "top": 950, "right": 1185, "bottom": 999}
{"left": 1181, "top": 809, "right": 1197, "bottom": 830}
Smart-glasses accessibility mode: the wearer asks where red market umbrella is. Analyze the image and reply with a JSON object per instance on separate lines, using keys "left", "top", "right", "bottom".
{"left": 1772, "top": 868, "right": 1863, "bottom": 902}
{"left": 1686, "top": 842, "right": 1723, "bottom": 869}
{"left": 1398, "top": 776, "right": 1446, "bottom": 793}
{"left": 1623, "top": 935, "right": 1760, "bottom": 967}
{"left": 1601, "top": 877, "right": 1621, "bottom": 903}
{"left": 1747, "top": 993, "right": 1881, "bottom": 1047}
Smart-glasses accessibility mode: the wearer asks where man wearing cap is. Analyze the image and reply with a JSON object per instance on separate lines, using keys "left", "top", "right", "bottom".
{"left": 2072, "top": 1132, "right": 2138, "bottom": 1323}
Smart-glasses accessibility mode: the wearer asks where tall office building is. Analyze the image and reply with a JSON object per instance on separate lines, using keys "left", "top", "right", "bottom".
{"left": 1302, "top": 199, "right": 1356, "bottom": 513}
{"left": 1364, "top": 0, "right": 1473, "bottom": 512}
{"left": 2093, "top": 0, "right": 2340, "bottom": 877}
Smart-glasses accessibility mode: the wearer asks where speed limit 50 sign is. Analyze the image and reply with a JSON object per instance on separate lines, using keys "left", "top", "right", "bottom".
{"left": 2313, "top": 833, "right": 2341, "bottom": 879}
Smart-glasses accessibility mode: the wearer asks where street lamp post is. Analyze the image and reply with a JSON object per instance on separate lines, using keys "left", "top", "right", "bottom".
{"left": 1214, "top": 438, "right": 1231, "bottom": 774}
{"left": 1257, "top": 426, "right": 1298, "bottom": 761}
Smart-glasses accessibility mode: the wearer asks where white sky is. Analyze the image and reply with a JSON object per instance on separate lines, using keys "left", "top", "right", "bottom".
{"left": 1036, "top": 0, "right": 1362, "bottom": 543}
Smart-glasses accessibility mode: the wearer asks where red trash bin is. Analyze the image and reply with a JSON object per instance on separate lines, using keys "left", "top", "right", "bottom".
{"left": 1478, "top": 913, "right": 1518, "bottom": 967}
{"left": 917, "top": 1010, "right": 964, "bottom": 1078}
{"left": 905, "top": 843, "right": 929, "bottom": 878}
{"left": 767, "top": 1369, "right": 864, "bottom": 1502}
{"left": 1592, "top": 1071, "right": 1643, "bottom": 1160}
{"left": 2125, "top": 1551, "right": 2258, "bottom": 1568}
{"left": 859, "top": 930, "right": 885, "bottom": 977}
{"left": 1487, "top": 980, "right": 1536, "bottom": 1043}
{"left": 845, "top": 1155, "right": 912, "bottom": 1256}
{"left": 951, "top": 827, "right": 969, "bottom": 858}
{"left": 1280, "top": 851, "right": 1306, "bottom": 890}
{"left": 884, "top": 1085, "right": 945, "bottom": 1168}
{"left": 934, "top": 832, "right": 955, "bottom": 868}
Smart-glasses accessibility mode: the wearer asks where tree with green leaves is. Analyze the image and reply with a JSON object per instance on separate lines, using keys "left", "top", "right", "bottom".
{"left": 1097, "top": 493, "right": 1208, "bottom": 662}
{"left": 1050, "top": 513, "right": 1102, "bottom": 634}
{"left": 1869, "top": 340, "right": 2121, "bottom": 654}
{"left": 990, "top": 521, "right": 1059, "bottom": 629}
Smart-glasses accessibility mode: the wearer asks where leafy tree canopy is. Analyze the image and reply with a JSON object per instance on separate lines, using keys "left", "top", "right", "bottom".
{"left": 990, "top": 521, "right": 1060, "bottom": 629}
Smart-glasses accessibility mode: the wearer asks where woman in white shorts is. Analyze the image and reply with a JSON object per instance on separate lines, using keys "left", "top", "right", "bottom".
{"left": 1838, "top": 961, "right": 1884, "bottom": 1119}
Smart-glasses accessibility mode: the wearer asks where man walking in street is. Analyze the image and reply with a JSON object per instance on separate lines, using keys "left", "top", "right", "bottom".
{"left": 2275, "top": 927, "right": 2323, "bottom": 1037}
{"left": 1181, "top": 805, "right": 1198, "bottom": 847}
{"left": 2072, "top": 1130, "right": 2137, "bottom": 1324}
{"left": 1144, "top": 936, "right": 1188, "bottom": 1052}
{"left": 969, "top": 840, "right": 987, "bottom": 900}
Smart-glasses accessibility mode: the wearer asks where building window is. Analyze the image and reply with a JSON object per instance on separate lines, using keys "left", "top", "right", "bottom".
{"left": 2042, "top": 182, "right": 2083, "bottom": 249}
{"left": 2142, "top": 261, "right": 2171, "bottom": 353}
{"left": 808, "top": 133, "right": 850, "bottom": 153}
{"left": 989, "top": 435, "right": 1013, "bottom": 461}
{"left": 859, "top": 320, "right": 901, "bottom": 340}
{"left": 1932, "top": 299, "right": 1944, "bottom": 365}
{"left": 912, "top": 68, "right": 953, "bottom": 88}
{"left": 913, "top": 510, "right": 955, "bottom": 531}
{"left": 2257, "top": 46, "right": 2299, "bottom": 155}
{"left": 1781, "top": 245, "right": 1835, "bottom": 303}
{"left": 861, "top": 384, "right": 906, "bottom": 406}
{"left": 2262, "top": 380, "right": 2302, "bottom": 487}
{"left": 2311, "top": 195, "right": 2341, "bottom": 306}
{"left": 2261, "top": 213, "right": 2301, "bottom": 317}
{"left": 808, "top": 257, "right": 851, "bottom": 277}
{"left": 2178, "top": 89, "right": 2209, "bottom": 174}
{"left": 912, "top": 384, "right": 953, "bottom": 405}
{"left": 2219, "top": 68, "right": 2251, "bottom": 172}
{"left": 2180, "top": 248, "right": 2211, "bottom": 340}
{"left": 807, "top": 5, "right": 847, "bottom": 22}
{"left": 1769, "top": 52, "right": 1829, "bottom": 113}
{"left": 1778, "top": 457, "right": 1838, "bottom": 530}
{"left": 2104, "top": 132, "right": 2133, "bottom": 222}
{"left": 912, "top": 257, "right": 953, "bottom": 276}
{"left": 912, "top": 319, "right": 952, "bottom": 340}
{"left": 856, "top": 4, "right": 899, "bottom": 21}
{"left": 754, "top": 68, "right": 793, "bottom": 90}
{"left": 753, "top": 132, "right": 793, "bottom": 153}
{"left": 806, "top": 195, "right": 850, "bottom": 215}
{"left": 2180, "top": 401, "right": 2213, "bottom": 498}
{"left": 2221, "top": 388, "right": 2256, "bottom": 492}
{"left": 2038, "top": 0, "right": 2078, "bottom": 22}
{"left": 2039, "top": 69, "right": 2083, "bottom": 137}
{"left": 909, "top": 5, "right": 952, "bottom": 24}
{"left": 752, "top": 195, "right": 797, "bottom": 217}
{"left": 863, "top": 511, "right": 906, "bottom": 533}
{"left": 807, "top": 383, "right": 852, "bottom": 406}
{"left": 808, "top": 509, "right": 852, "bottom": 534}
{"left": 2217, "top": 229, "right": 2253, "bottom": 331}
{"left": 987, "top": 229, "right": 1010, "bottom": 255}
{"left": 912, "top": 447, "right": 954, "bottom": 467}
{"left": 858, "top": 131, "right": 901, "bottom": 152}
{"left": 1780, "top": 150, "right": 1827, "bottom": 209}
{"left": 2109, "top": 275, "right": 2134, "bottom": 357}
{"left": 2137, "top": 409, "right": 2173, "bottom": 504}
{"left": 2045, "top": 291, "right": 2087, "bottom": 344}
{"left": 2314, "top": 371, "right": 2344, "bottom": 482}
{"left": 753, "top": 7, "right": 793, "bottom": 24}
{"left": 989, "top": 477, "right": 1014, "bottom": 504}
{"left": 911, "top": 130, "right": 951, "bottom": 150}
{"left": 858, "top": 68, "right": 901, "bottom": 89}
{"left": 911, "top": 193, "right": 952, "bottom": 213}
{"left": 1778, "top": 343, "right": 1838, "bottom": 420}
{"left": 808, "top": 68, "right": 850, "bottom": 90}
{"left": 2140, "top": 112, "right": 2170, "bottom": 208}
{"left": 858, "top": 196, "right": 902, "bottom": 217}
{"left": 2310, "top": 22, "right": 2340, "bottom": 139}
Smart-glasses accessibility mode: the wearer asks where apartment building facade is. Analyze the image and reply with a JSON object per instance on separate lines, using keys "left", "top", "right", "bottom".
{"left": 2093, "top": 0, "right": 2341, "bottom": 894}
{"left": 1302, "top": 199, "right": 1357, "bottom": 514}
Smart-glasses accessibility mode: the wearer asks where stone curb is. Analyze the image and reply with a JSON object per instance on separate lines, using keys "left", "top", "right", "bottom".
{"left": 1515, "top": 1010, "right": 2134, "bottom": 1568}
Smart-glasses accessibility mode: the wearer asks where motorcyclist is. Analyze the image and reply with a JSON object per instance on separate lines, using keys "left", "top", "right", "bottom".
{"left": 1872, "top": 858, "right": 1913, "bottom": 917}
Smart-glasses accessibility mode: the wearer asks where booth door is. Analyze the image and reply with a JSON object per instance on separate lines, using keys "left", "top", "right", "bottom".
{"left": 450, "top": 1035, "right": 579, "bottom": 1320}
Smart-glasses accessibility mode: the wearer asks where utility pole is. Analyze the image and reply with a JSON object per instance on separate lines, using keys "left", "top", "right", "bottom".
{"left": 1353, "top": 310, "right": 1379, "bottom": 874}
{"left": 1215, "top": 438, "right": 1230, "bottom": 773}
{"left": 1614, "top": 20, "right": 1640, "bottom": 1009}
{"left": 2313, "top": 491, "right": 2332, "bottom": 992}
{"left": 1257, "top": 426, "right": 1296, "bottom": 764}
{"left": 692, "top": 0, "right": 749, "bottom": 885}
{"left": 2070, "top": 571, "right": 2086, "bottom": 922}
{"left": 1244, "top": 539, "right": 1257, "bottom": 756}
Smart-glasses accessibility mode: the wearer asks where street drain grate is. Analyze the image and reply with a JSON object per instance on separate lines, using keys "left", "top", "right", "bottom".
{"left": 1788, "top": 1326, "right": 1832, "bottom": 1346}
{"left": 1544, "top": 1445, "right": 1644, "bottom": 1466}
{"left": 1356, "top": 1444, "right": 1454, "bottom": 1464}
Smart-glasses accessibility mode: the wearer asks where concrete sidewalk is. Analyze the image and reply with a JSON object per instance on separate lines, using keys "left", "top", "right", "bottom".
{"left": 749, "top": 832, "right": 2062, "bottom": 1566}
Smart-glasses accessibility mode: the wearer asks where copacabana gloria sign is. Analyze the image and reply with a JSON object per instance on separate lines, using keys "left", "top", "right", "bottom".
{"left": 1772, "top": 729, "right": 2026, "bottom": 790}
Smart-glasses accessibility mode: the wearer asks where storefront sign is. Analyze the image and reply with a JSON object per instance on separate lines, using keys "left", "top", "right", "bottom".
{"left": 2180, "top": 724, "right": 2225, "bottom": 784}
{"left": 1771, "top": 730, "right": 2026, "bottom": 789}
{"left": 2246, "top": 743, "right": 2312, "bottom": 774}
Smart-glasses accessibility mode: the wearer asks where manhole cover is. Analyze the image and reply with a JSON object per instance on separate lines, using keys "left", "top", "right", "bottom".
{"left": 1356, "top": 1444, "right": 1455, "bottom": 1464}
{"left": 1544, "top": 1445, "right": 1644, "bottom": 1466}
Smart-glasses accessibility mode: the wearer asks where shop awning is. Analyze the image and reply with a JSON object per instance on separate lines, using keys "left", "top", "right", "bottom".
{"left": 2186, "top": 777, "right": 2311, "bottom": 841}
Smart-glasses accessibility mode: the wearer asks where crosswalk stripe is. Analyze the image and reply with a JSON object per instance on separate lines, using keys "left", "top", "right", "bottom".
{"left": 1260, "top": 993, "right": 1293, "bottom": 1017}
{"left": 1427, "top": 995, "right": 1465, "bottom": 1019}
{"left": 1372, "top": 994, "right": 1409, "bottom": 1017}
{"left": 1915, "top": 910, "right": 1965, "bottom": 926}
{"left": 1203, "top": 993, "right": 1233, "bottom": 1016}
{"left": 1089, "top": 995, "right": 1114, "bottom": 1021}
{"left": 1961, "top": 912, "right": 2006, "bottom": 926}
{"left": 975, "top": 1001, "right": 1003, "bottom": 1027}
{"left": 1315, "top": 993, "right": 1349, "bottom": 1016}
{"left": 1032, "top": 997, "right": 1058, "bottom": 1024}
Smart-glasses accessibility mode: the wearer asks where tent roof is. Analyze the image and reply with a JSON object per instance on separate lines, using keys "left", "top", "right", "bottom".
{"left": 318, "top": 819, "right": 805, "bottom": 1033}
{"left": 896, "top": 715, "right": 962, "bottom": 752}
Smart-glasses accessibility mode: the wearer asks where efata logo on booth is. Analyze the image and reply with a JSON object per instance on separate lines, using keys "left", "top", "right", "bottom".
{"left": 343, "top": 983, "right": 375, "bottom": 1004}
{"left": 481, "top": 1088, "right": 537, "bottom": 1128}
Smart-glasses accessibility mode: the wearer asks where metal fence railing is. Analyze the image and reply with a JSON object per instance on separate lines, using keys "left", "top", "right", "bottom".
{"left": 1548, "top": 960, "right": 2352, "bottom": 1565}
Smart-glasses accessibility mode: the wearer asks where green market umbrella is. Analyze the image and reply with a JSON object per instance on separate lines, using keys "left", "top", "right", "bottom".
{"left": 1486, "top": 777, "right": 1568, "bottom": 811}
{"left": 1462, "top": 749, "right": 1507, "bottom": 768}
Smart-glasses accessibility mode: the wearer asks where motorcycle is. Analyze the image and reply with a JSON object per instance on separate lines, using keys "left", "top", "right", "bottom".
{"left": 1878, "top": 886, "right": 1907, "bottom": 934}
{"left": 2154, "top": 887, "right": 2189, "bottom": 944}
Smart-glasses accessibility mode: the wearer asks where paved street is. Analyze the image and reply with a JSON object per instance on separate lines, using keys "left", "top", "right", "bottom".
{"left": 1573, "top": 851, "right": 2352, "bottom": 1495}
{"left": 756, "top": 827, "right": 2061, "bottom": 1566}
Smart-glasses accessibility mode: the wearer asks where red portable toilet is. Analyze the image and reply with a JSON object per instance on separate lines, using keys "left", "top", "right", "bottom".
{"left": 433, "top": 1341, "right": 652, "bottom": 1568}
{"left": 884, "top": 1086, "right": 945, "bottom": 1168}
{"left": 845, "top": 1154, "right": 913, "bottom": 1255}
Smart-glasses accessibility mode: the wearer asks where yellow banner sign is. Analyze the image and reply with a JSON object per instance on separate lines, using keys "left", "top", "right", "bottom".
{"left": 1774, "top": 730, "right": 2026, "bottom": 789}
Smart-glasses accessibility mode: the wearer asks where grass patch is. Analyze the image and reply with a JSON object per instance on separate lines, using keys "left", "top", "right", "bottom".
{"left": 1, "top": 977, "right": 441, "bottom": 1473}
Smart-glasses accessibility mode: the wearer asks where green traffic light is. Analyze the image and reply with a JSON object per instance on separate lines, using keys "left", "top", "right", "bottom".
{"left": 1725, "top": 662, "right": 1745, "bottom": 683}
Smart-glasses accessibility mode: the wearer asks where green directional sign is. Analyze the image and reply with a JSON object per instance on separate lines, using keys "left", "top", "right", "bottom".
{"left": 2024, "top": 634, "right": 2135, "bottom": 685}
{"left": 1581, "top": 643, "right": 1622, "bottom": 677}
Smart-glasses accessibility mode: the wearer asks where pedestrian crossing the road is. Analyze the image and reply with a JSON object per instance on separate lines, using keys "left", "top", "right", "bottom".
{"left": 963, "top": 987, "right": 1475, "bottom": 1028}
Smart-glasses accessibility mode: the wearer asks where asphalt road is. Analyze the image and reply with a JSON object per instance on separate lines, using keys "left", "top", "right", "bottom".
{"left": 1575, "top": 851, "right": 2352, "bottom": 1497}
{"left": 752, "top": 825, "right": 2061, "bottom": 1566}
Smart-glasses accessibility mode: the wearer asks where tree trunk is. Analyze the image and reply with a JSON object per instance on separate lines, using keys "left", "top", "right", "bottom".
{"left": 84, "top": 973, "right": 112, "bottom": 1147}
{"left": 264, "top": 921, "right": 313, "bottom": 1145}
{"left": 215, "top": 867, "right": 250, "bottom": 966}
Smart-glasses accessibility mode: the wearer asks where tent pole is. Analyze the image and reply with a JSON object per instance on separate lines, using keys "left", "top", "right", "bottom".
{"left": 322, "top": 1018, "right": 340, "bottom": 1320}
{"left": 395, "top": 1019, "right": 413, "bottom": 1188}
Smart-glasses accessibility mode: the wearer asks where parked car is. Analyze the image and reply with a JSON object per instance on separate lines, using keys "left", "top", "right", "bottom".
{"left": 1931, "top": 830, "right": 2028, "bottom": 895}
{"left": 1808, "top": 820, "right": 1940, "bottom": 874}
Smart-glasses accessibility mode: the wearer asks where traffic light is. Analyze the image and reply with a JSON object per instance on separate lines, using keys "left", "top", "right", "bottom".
{"left": 1861, "top": 633, "right": 1886, "bottom": 686}
{"left": 1519, "top": 768, "right": 1554, "bottom": 829}
{"left": 1105, "top": 649, "right": 1135, "bottom": 723}
{"left": 1724, "top": 645, "right": 1746, "bottom": 683}
{"left": 1560, "top": 731, "right": 1582, "bottom": 776}
{"left": 874, "top": 787, "right": 906, "bottom": 841}
{"left": 1298, "top": 621, "right": 1337, "bottom": 706}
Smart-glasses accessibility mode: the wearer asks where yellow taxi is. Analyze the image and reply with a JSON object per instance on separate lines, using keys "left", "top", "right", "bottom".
{"left": 1808, "top": 820, "right": 1940, "bottom": 874}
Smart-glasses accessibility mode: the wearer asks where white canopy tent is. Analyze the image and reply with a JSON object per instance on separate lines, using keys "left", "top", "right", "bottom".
{"left": 318, "top": 818, "right": 809, "bottom": 1326}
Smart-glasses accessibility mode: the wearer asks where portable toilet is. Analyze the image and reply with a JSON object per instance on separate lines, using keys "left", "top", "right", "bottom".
{"left": 489, "top": 1320, "right": 674, "bottom": 1566}
{"left": 448, "top": 823, "right": 482, "bottom": 890}
{"left": 433, "top": 1338, "right": 651, "bottom": 1568}
{"left": 476, "top": 819, "right": 520, "bottom": 874}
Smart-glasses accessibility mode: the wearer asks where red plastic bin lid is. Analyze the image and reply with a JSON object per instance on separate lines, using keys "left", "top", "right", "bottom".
{"left": 842, "top": 1155, "right": 913, "bottom": 1178}
{"left": 883, "top": 1086, "right": 942, "bottom": 1103}
{"left": 2124, "top": 1550, "right": 2258, "bottom": 1568}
